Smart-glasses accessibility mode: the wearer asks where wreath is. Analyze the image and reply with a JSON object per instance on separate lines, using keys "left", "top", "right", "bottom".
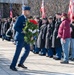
{"left": 23, "top": 19, "right": 38, "bottom": 44}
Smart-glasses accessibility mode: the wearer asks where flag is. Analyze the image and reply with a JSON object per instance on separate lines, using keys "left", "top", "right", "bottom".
{"left": 10, "top": 4, "right": 13, "bottom": 18}
{"left": 68, "top": 0, "right": 74, "bottom": 21}
{"left": 40, "top": 0, "right": 46, "bottom": 18}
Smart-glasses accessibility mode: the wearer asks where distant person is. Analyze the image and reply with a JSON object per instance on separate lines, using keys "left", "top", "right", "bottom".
{"left": 45, "top": 16, "right": 54, "bottom": 57}
{"left": 70, "top": 16, "right": 74, "bottom": 61}
{"left": 52, "top": 13, "right": 62, "bottom": 60}
{"left": 37, "top": 18, "right": 48, "bottom": 56}
{"left": 58, "top": 13, "right": 71, "bottom": 64}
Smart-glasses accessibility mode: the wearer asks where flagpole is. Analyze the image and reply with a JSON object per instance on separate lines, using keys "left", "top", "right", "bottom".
{"left": 68, "top": 0, "right": 74, "bottom": 22}
{"left": 10, "top": 0, "right": 13, "bottom": 18}
{"left": 40, "top": 0, "right": 46, "bottom": 18}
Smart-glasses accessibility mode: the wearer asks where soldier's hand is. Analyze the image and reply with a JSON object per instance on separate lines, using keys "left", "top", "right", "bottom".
{"left": 31, "top": 37, "right": 34, "bottom": 41}
{"left": 56, "top": 36, "right": 59, "bottom": 39}
{"left": 21, "top": 31, "right": 26, "bottom": 34}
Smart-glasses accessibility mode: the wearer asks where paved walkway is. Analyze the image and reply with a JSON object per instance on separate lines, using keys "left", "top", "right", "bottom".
{"left": 0, "top": 38, "right": 74, "bottom": 75}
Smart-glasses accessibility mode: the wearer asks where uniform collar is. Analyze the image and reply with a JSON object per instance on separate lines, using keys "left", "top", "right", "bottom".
{"left": 24, "top": 15, "right": 27, "bottom": 19}
{"left": 22, "top": 14, "right": 27, "bottom": 19}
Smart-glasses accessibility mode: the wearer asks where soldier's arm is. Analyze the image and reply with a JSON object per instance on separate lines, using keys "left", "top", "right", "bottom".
{"left": 14, "top": 16, "right": 22, "bottom": 33}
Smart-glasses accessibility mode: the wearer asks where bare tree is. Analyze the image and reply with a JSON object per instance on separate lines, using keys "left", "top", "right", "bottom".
{"left": 28, "top": 0, "right": 69, "bottom": 17}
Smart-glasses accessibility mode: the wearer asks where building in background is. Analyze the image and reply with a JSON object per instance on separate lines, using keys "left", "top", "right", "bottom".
{"left": 0, "top": 0, "right": 70, "bottom": 18}
{"left": 0, "top": 0, "right": 28, "bottom": 18}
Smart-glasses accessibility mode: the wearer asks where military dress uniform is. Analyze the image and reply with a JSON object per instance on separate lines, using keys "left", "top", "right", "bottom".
{"left": 36, "top": 23, "right": 47, "bottom": 55}
{"left": 10, "top": 6, "right": 31, "bottom": 71}
{"left": 52, "top": 19, "right": 62, "bottom": 59}
{"left": 45, "top": 23, "right": 54, "bottom": 57}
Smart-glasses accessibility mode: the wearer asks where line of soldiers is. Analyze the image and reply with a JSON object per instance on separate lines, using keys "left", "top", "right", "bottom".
{"left": 33, "top": 13, "right": 62, "bottom": 60}
{"left": 32, "top": 13, "right": 74, "bottom": 64}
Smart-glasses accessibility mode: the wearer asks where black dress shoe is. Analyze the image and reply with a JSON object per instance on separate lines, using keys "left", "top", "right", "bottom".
{"left": 34, "top": 52, "right": 39, "bottom": 54}
{"left": 18, "top": 64, "right": 27, "bottom": 69}
{"left": 39, "top": 52, "right": 46, "bottom": 56}
{"left": 53, "top": 55, "right": 61, "bottom": 60}
{"left": 39, "top": 54, "right": 46, "bottom": 56}
{"left": 54, "top": 58, "right": 61, "bottom": 60}
{"left": 49, "top": 56, "right": 53, "bottom": 58}
{"left": 60, "top": 61, "right": 69, "bottom": 64}
{"left": 10, "top": 66, "right": 17, "bottom": 71}
{"left": 46, "top": 54, "right": 49, "bottom": 57}
{"left": 71, "top": 58, "right": 74, "bottom": 61}
{"left": 70, "top": 58, "right": 74, "bottom": 61}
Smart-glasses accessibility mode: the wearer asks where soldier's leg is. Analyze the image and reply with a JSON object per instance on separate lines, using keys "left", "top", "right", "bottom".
{"left": 33, "top": 47, "right": 41, "bottom": 54}
{"left": 56, "top": 47, "right": 62, "bottom": 59}
{"left": 10, "top": 41, "right": 24, "bottom": 68}
{"left": 19, "top": 42, "right": 30, "bottom": 65}
{"left": 39, "top": 48, "right": 46, "bottom": 55}
{"left": 47, "top": 48, "right": 53, "bottom": 57}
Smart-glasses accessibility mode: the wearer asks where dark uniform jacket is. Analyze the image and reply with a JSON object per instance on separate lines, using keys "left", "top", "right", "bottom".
{"left": 37, "top": 24, "right": 47, "bottom": 48}
{"left": 14, "top": 15, "right": 27, "bottom": 41}
{"left": 52, "top": 19, "right": 61, "bottom": 48}
{"left": 45, "top": 23, "right": 54, "bottom": 49}
{"left": 70, "top": 23, "right": 74, "bottom": 38}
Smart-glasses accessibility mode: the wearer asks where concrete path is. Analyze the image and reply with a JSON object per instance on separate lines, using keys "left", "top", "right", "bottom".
{"left": 0, "top": 38, "right": 74, "bottom": 75}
